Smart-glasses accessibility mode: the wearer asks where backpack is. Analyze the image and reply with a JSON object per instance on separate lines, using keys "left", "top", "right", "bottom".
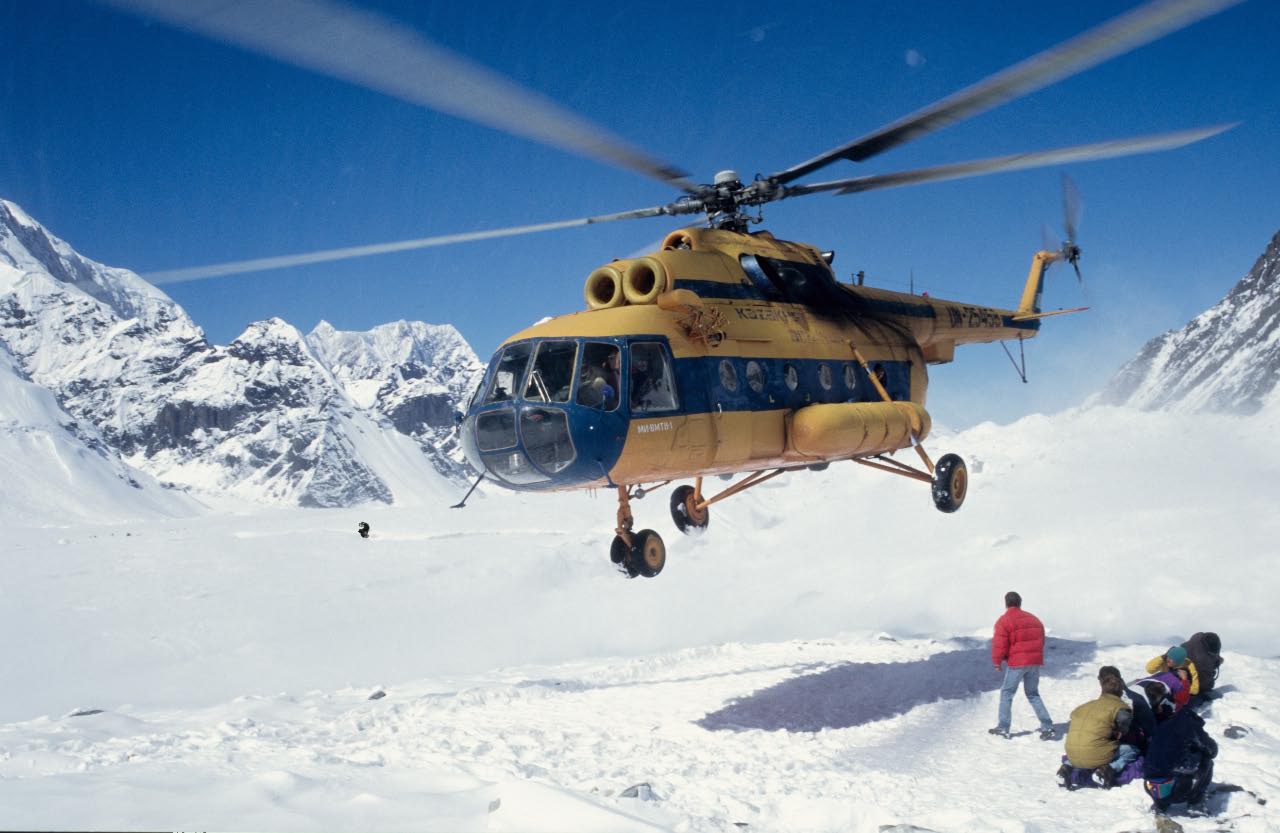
{"left": 1182, "top": 632, "right": 1223, "bottom": 691}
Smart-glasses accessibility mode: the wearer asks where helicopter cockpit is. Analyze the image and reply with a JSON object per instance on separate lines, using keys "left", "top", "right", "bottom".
{"left": 462, "top": 338, "right": 678, "bottom": 489}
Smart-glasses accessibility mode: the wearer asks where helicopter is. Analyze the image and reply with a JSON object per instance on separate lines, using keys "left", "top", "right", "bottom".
{"left": 112, "top": 0, "right": 1241, "bottom": 578}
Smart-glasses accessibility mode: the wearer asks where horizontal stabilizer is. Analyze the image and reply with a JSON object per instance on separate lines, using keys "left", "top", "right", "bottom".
{"left": 1010, "top": 306, "right": 1089, "bottom": 322}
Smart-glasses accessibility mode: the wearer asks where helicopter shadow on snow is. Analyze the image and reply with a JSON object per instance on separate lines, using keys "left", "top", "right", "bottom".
{"left": 697, "top": 637, "right": 1095, "bottom": 733}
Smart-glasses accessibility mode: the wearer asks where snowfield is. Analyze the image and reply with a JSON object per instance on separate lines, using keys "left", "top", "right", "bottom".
{"left": 2, "top": 405, "right": 1278, "bottom": 832}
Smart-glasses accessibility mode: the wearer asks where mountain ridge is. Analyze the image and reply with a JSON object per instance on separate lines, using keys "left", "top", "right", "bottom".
{"left": 0, "top": 198, "right": 479, "bottom": 509}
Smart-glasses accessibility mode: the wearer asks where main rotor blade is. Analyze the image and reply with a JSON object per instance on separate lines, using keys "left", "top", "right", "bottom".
{"left": 142, "top": 206, "right": 677, "bottom": 285}
{"left": 770, "top": 0, "right": 1242, "bottom": 185}
{"left": 781, "top": 124, "right": 1236, "bottom": 199}
{"left": 100, "top": 0, "right": 699, "bottom": 194}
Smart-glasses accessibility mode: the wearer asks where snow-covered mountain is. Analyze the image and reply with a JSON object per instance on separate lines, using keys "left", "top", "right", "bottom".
{"left": 307, "top": 319, "right": 484, "bottom": 479}
{"left": 0, "top": 199, "right": 476, "bottom": 508}
{"left": 1099, "top": 228, "right": 1280, "bottom": 414}
{"left": 0, "top": 340, "right": 198, "bottom": 523}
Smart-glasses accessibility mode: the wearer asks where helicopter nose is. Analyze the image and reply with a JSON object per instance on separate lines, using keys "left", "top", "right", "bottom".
{"left": 461, "top": 404, "right": 626, "bottom": 490}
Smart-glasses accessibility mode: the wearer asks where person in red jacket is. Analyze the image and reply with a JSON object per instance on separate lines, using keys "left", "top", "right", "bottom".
{"left": 990, "top": 591, "right": 1056, "bottom": 740}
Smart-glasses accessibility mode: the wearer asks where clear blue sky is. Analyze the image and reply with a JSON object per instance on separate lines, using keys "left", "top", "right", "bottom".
{"left": 3, "top": 0, "right": 1277, "bottom": 427}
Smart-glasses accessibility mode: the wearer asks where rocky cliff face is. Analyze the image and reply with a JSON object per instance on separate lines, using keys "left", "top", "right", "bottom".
{"left": 307, "top": 319, "right": 484, "bottom": 479}
{"left": 0, "top": 198, "right": 476, "bottom": 507}
{"left": 1099, "top": 228, "right": 1280, "bottom": 415}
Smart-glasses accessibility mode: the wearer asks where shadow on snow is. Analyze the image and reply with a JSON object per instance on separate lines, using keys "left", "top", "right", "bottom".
{"left": 698, "top": 637, "right": 1096, "bottom": 733}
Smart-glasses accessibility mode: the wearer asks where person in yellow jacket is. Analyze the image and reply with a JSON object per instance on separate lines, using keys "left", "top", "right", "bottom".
{"left": 1060, "top": 673, "right": 1138, "bottom": 789}
{"left": 1146, "top": 645, "right": 1199, "bottom": 697}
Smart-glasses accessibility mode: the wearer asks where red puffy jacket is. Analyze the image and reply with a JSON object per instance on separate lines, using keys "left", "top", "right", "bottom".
{"left": 992, "top": 607, "right": 1046, "bottom": 667}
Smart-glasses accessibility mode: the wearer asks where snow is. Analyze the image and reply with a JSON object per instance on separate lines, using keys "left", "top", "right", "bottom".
{"left": 0, "top": 341, "right": 198, "bottom": 524}
{"left": 3, "top": 405, "right": 1278, "bottom": 832}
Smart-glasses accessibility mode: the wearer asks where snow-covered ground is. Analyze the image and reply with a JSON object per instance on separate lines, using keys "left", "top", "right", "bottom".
{"left": 2, "top": 406, "right": 1278, "bottom": 831}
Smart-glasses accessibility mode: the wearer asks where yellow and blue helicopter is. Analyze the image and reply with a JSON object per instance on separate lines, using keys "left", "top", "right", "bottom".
{"left": 121, "top": 0, "right": 1240, "bottom": 577}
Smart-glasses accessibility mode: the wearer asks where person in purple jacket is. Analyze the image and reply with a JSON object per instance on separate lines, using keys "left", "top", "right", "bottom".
{"left": 989, "top": 591, "right": 1056, "bottom": 740}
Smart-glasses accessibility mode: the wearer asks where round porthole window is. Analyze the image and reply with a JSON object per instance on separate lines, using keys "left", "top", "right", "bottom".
{"left": 819, "top": 363, "right": 833, "bottom": 390}
{"left": 783, "top": 363, "right": 798, "bottom": 391}
{"left": 719, "top": 359, "right": 739, "bottom": 392}
{"left": 746, "top": 360, "right": 765, "bottom": 393}
{"left": 843, "top": 363, "right": 858, "bottom": 391}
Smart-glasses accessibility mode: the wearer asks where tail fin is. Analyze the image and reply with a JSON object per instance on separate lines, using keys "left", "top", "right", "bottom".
{"left": 1013, "top": 249, "right": 1087, "bottom": 322}
{"left": 1017, "top": 251, "right": 1057, "bottom": 316}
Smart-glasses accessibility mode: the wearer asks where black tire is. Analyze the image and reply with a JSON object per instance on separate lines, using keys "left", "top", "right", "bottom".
{"left": 670, "top": 485, "right": 710, "bottom": 534}
{"left": 610, "top": 534, "right": 636, "bottom": 577}
{"left": 629, "top": 529, "right": 666, "bottom": 578}
{"left": 932, "top": 453, "right": 968, "bottom": 513}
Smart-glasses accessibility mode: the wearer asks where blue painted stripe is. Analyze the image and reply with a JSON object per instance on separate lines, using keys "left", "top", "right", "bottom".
{"left": 671, "top": 354, "right": 912, "bottom": 413}
{"left": 674, "top": 278, "right": 768, "bottom": 301}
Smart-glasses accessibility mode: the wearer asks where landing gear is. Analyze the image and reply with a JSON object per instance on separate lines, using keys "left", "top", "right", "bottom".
{"left": 611, "top": 486, "right": 666, "bottom": 578}
{"left": 932, "top": 453, "right": 968, "bottom": 513}
{"left": 670, "top": 483, "right": 709, "bottom": 534}
{"left": 631, "top": 529, "right": 666, "bottom": 577}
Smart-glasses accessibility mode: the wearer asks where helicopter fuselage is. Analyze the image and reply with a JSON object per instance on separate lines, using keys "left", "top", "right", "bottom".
{"left": 460, "top": 226, "right": 1044, "bottom": 492}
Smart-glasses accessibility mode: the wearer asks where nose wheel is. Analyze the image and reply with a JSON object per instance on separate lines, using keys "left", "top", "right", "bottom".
{"left": 611, "top": 486, "right": 666, "bottom": 578}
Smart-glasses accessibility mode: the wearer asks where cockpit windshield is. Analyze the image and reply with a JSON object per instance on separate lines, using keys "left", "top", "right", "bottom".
{"left": 482, "top": 342, "right": 532, "bottom": 404}
{"left": 477, "top": 338, "right": 674, "bottom": 414}
{"left": 523, "top": 340, "right": 577, "bottom": 403}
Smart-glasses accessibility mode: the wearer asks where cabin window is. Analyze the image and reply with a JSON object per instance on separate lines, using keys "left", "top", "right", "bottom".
{"left": 818, "top": 363, "right": 833, "bottom": 390}
{"left": 485, "top": 449, "right": 550, "bottom": 485}
{"left": 521, "top": 407, "right": 575, "bottom": 473}
{"left": 524, "top": 340, "right": 577, "bottom": 403}
{"left": 843, "top": 363, "right": 858, "bottom": 392}
{"left": 576, "top": 342, "right": 620, "bottom": 411}
{"left": 718, "top": 359, "right": 739, "bottom": 393}
{"left": 475, "top": 409, "right": 517, "bottom": 451}
{"left": 745, "top": 360, "right": 765, "bottom": 393}
{"left": 483, "top": 343, "right": 532, "bottom": 404}
{"left": 630, "top": 342, "right": 678, "bottom": 412}
{"left": 783, "top": 363, "right": 799, "bottom": 391}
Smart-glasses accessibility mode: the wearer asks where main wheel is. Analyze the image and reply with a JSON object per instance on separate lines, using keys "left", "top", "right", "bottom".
{"left": 629, "top": 529, "right": 666, "bottom": 577}
{"left": 932, "top": 453, "right": 968, "bottom": 513}
{"left": 610, "top": 535, "right": 637, "bottom": 577}
{"left": 670, "top": 485, "right": 709, "bottom": 534}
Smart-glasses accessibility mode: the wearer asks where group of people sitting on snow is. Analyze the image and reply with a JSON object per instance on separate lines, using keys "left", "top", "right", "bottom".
{"left": 1058, "top": 632, "right": 1225, "bottom": 813}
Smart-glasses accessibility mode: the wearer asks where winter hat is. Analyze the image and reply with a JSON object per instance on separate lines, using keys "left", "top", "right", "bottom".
{"left": 1167, "top": 646, "right": 1189, "bottom": 665}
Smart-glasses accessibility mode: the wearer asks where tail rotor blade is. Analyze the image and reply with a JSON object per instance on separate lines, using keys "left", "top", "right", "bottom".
{"left": 1042, "top": 223, "right": 1059, "bottom": 253}
{"left": 1062, "top": 173, "right": 1084, "bottom": 241}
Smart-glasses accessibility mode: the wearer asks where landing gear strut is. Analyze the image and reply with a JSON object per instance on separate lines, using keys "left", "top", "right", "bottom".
{"left": 611, "top": 486, "right": 666, "bottom": 578}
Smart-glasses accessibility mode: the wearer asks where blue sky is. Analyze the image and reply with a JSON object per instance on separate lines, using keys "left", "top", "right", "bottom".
{"left": 3, "top": 0, "right": 1277, "bottom": 427}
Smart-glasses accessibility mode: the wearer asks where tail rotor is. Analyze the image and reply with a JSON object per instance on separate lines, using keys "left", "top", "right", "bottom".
{"left": 1043, "top": 174, "right": 1086, "bottom": 294}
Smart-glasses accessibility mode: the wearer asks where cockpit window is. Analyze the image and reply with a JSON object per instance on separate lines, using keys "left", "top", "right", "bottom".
{"left": 630, "top": 342, "right": 678, "bottom": 412}
{"left": 483, "top": 342, "right": 532, "bottom": 404}
{"left": 576, "top": 342, "right": 620, "bottom": 411}
{"left": 524, "top": 340, "right": 577, "bottom": 403}
{"left": 740, "top": 254, "right": 781, "bottom": 299}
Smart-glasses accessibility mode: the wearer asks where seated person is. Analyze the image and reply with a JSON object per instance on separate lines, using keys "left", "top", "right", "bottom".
{"left": 1060, "top": 672, "right": 1139, "bottom": 789}
{"left": 1182, "top": 633, "right": 1224, "bottom": 701}
{"left": 1143, "top": 706, "right": 1217, "bottom": 813}
{"left": 1135, "top": 673, "right": 1187, "bottom": 722}
{"left": 577, "top": 349, "right": 619, "bottom": 410}
{"left": 629, "top": 353, "right": 673, "bottom": 411}
{"left": 1146, "top": 645, "right": 1200, "bottom": 698}
{"left": 1099, "top": 665, "right": 1156, "bottom": 752}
